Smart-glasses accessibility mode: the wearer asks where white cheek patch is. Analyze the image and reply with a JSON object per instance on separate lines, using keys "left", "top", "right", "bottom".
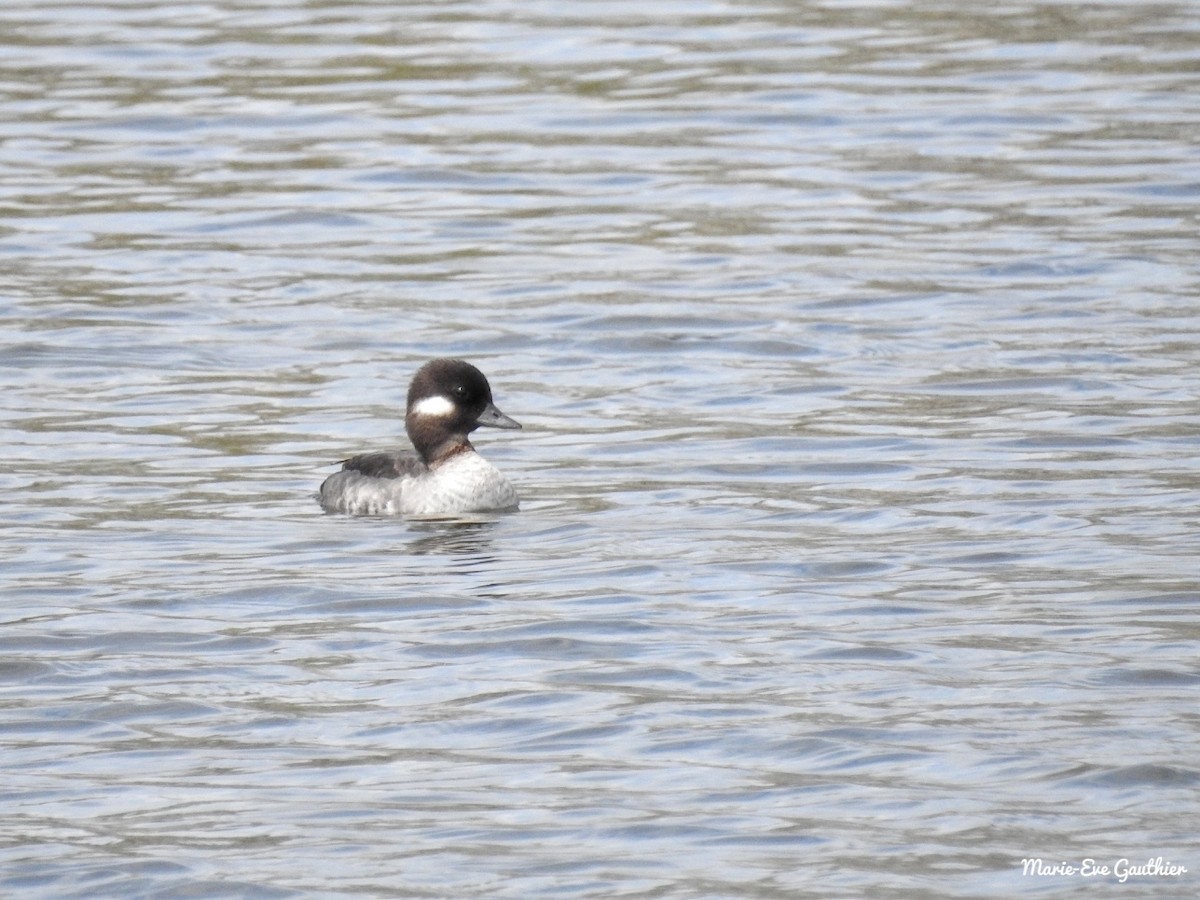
{"left": 411, "top": 395, "right": 456, "bottom": 418}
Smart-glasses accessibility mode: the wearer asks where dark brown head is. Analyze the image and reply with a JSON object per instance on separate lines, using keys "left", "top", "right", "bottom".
{"left": 404, "top": 359, "right": 521, "bottom": 465}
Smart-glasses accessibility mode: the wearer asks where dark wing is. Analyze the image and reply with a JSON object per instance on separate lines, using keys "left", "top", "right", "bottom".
{"left": 338, "top": 450, "right": 426, "bottom": 479}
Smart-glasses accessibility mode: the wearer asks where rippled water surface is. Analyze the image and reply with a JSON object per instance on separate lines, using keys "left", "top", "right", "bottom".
{"left": 3, "top": 1, "right": 1198, "bottom": 896}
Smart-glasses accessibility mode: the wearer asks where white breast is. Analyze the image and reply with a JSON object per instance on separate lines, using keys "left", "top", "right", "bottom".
{"left": 405, "top": 452, "right": 519, "bottom": 515}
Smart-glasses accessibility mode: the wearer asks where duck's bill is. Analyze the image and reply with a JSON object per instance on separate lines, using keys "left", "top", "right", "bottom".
{"left": 477, "top": 403, "right": 522, "bottom": 430}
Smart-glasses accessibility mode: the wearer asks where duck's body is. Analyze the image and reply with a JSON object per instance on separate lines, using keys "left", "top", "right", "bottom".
{"left": 320, "top": 448, "right": 518, "bottom": 516}
{"left": 318, "top": 359, "right": 521, "bottom": 516}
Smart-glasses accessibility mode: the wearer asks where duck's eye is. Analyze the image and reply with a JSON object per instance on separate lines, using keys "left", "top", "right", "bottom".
{"left": 452, "top": 385, "right": 469, "bottom": 400}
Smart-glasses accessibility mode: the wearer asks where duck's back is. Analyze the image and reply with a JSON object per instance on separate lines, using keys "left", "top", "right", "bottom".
{"left": 318, "top": 450, "right": 423, "bottom": 515}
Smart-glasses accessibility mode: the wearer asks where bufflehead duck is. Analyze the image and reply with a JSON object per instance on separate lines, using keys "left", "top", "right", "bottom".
{"left": 318, "top": 358, "right": 521, "bottom": 516}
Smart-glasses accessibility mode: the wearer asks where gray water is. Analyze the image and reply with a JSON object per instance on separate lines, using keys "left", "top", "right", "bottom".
{"left": 2, "top": 1, "right": 1198, "bottom": 897}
